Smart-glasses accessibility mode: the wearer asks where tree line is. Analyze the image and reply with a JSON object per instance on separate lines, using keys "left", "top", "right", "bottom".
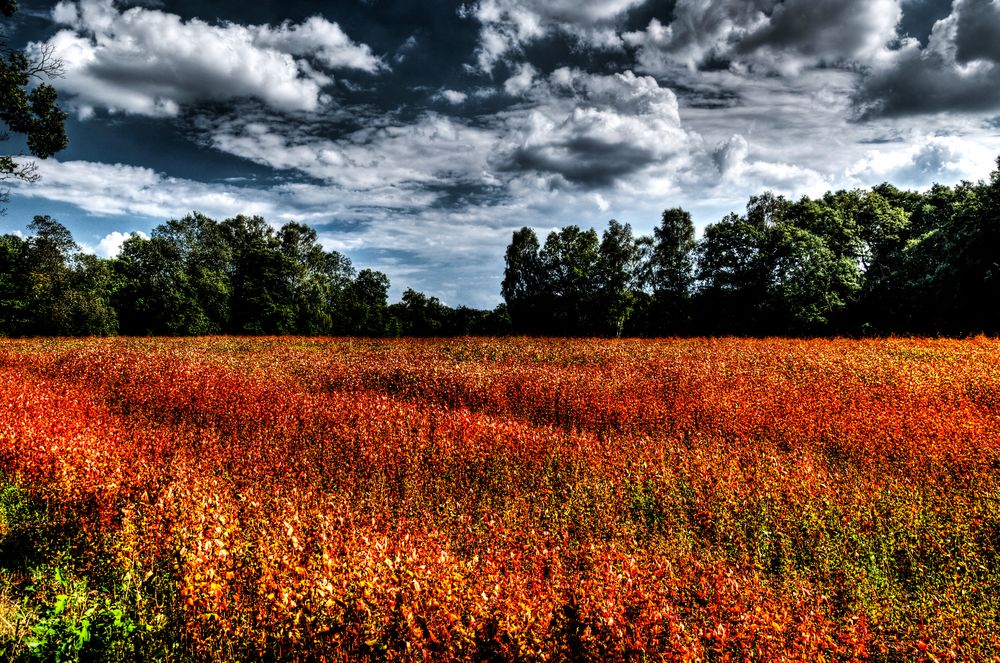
{"left": 2, "top": 157, "right": 998, "bottom": 339}
{"left": 0, "top": 213, "right": 510, "bottom": 337}
{"left": 2, "top": 156, "right": 998, "bottom": 339}
{"left": 503, "top": 158, "right": 1000, "bottom": 337}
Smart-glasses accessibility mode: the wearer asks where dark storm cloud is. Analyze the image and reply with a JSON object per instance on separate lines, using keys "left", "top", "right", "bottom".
{"left": 625, "top": 0, "right": 901, "bottom": 74}
{"left": 854, "top": 51, "right": 1000, "bottom": 117}
{"left": 735, "top": 0, "right": 901, "bottom": 64}
{"left": 854, "top": 0, "right": 1000, "bottom": 117}
{"left": 953, "top": 0, "right": 1000, "bottom": 63}
{"left": 505, "top": 139, "right": 658, "bottom": 186}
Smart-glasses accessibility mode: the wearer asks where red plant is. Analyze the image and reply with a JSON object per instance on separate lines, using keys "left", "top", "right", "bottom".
{"left": 0, "top": 336, "right": 997, "bottom": 660}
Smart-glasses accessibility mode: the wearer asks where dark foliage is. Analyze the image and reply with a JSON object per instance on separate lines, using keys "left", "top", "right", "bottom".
{"left": 503, "top": 157, "right": 1000, "bottom": 337}
{"left": 0, "top": 213, "right": 509, "bottom": 337}
{"left": 2, "top": 3, "right": 68, "bottom": 211}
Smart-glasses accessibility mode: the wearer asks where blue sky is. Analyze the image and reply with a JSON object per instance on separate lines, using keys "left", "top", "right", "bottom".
{"left": 3, "top": 0, "right": 1000, "bottom": 307}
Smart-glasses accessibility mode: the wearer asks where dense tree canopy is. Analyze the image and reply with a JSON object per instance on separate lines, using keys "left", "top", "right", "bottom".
{"left": 503, "top": 157, "right": 1000, "bottom": 337}
{"left": 0, "top": 213, "right": 509, "bottom": 337}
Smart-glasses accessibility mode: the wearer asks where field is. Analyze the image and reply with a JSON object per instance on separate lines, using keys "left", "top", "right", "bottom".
{"left": 0, "top": 336, "right": 999, "bottom": 661}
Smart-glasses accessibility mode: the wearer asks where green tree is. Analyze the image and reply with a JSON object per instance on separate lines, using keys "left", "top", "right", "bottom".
{"left": 769, "top": 223, "right": 859, "bottom": 333}
{"left": 0, "top": 231, "right": 28, "bottom": 333}
{"left": 696, "top": 213, "right": 766, "bottom": 334}
{"left": 595, "top": 219, "right": 643, "bottom": 337}
{"left": 276, "top": 221, "right": 353, "bottom": 335}
{"left": 116, "top": 215, "right": 232, "bottom": 335}
{"left": 537, "top": 225, "right": 601, "bottom": 335}
{"left": 792, "top": 192, "right": 864, "bottom": 263}
{"left": 777, "top": 194, "right": 865, "bottom": 332}
{"left": 158, "top": 213, "right": 232, "bottom": 331}
{"left": 501, "top": 227, "right": 543, "bottom": 334}
{"left": 23, "top": 215, "right": 76, "bottom": 335}
{"left": 336, "top": 268, "right": 391, "bottom": 336}
{"left": 648, "top": 208, "right": 696, "bottom": 335}
{"left": 447, "top": 304, "right": 511, "bottom": 336}
{"left": 221, "top": 215, "right": 292, "bottom": 334}
{"left": 58, "top": 252, "right": 119, "bottom": 336}
{"left": 116, "top": 233, "right": 193, "bottom": 335}
{"left": 389, "top": 288, "right": 449, "bottom": 336}
{"left": 923, "top": 174, "right": 1000, "bottom": 334}
{"left": 695, "top": 194, "right": 794, "bottom": 334}
{"left": 1, "top": 3, "right": 68, "bottom": 210}
{"left": 855, "top": 189, "right": 915, "bottom": 332}
{"left": 9, "top": 216, "right": 117, "bottom": 335}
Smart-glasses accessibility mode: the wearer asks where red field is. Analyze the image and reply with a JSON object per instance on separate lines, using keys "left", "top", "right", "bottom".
{"left": 1, "top": 337, "right": 999, "bottom": 660}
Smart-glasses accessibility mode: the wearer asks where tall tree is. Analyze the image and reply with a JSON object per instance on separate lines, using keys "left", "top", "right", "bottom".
{"left": 855, "top": 189, "right": 915, "bottom": 332}
{"left": 696, "top": 213, "right": 765, "bottom": 334}
{"left": 116, "top": 233, "right": 195, "bottom": 335}
{"left": 537, "top": 225, "right": 600, "bottom": 335}
{"left": 22, "top": 215, "right": 76, "bottom": 335}
{"left": 768, "top": 222, "right": 860, "bottom": 333}
{"left": 648, "top": 208, "right": 696, "bottom": 335}
{"left": 926, "top": 174, "right": 1000, "bottom": 334}
{"left": 501, "top": 227, "right": 543, "bottom": 334}
{"left": 390, "top": 288, "right": 449, "bottom": 337}
{"left": 695, "top": 194, "right": 791, "bottom": 334}
{"left": 596, "top": 219, "right": 643, "bottom": 337}
{"left": 0, "top": 231, "right": 28, "bottom": 333}
{"left": 338, "top": 268, "right": 392, "bottom": 336}
{"left": 116, "top": 214, "right": 232, "bottom": 335}
{"left": 221, "top": 215, "right": 290, "bottom": 334}
{"left": 4, "top": 216, "right": 117, "bottom": 336}
{"left": 276, "top": 221, "right": 351, "bottom": 335}
{"left": 158, "top": 213, "right": 232, "bottom": 332}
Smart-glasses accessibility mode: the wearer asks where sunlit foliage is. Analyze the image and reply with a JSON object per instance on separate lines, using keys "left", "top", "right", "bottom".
{"left": 1, "top": 337, "right": 998, "bottom": 660}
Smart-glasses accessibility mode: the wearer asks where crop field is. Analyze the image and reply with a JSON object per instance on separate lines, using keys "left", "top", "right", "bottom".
{"left": 0, "top": 337, "right": 999, "bottom": 661}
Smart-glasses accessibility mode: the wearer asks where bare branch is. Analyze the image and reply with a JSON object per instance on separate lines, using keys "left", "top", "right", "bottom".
{"left": 0, "top": 155, "right": 39, "bottom": 184}
{"left": 25, "top": 43, "right": 65, "bottom": 80}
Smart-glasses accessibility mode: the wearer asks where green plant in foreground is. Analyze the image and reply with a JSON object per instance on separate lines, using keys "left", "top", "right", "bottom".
{"left": 24, "top": 567, "right": 137, "bottom": 662}
{"left": 1, "top": 482, "right": 169, "bottom": 662}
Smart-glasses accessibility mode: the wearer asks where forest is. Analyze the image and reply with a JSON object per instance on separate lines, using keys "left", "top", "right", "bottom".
{"left": 0, "top": 213, "right": 509, "bottom": 337}
{"left": 2, "top": 157, "right": 999, "bottom": 338}
{"left": 504, "top": 159, "right": 1000, "bottom": 337}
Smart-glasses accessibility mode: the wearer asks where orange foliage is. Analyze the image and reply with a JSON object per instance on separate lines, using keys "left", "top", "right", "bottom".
{"left": 1, "top": 336, "right": 998, "bottom": 660}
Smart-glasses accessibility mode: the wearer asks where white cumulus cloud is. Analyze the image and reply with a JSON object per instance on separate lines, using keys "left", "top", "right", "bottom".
{"left": 35, "top": 0, "right": 384, "bottom": 117}
{"left": 81, "top": 230, "right": 149, "bottom": 258}
{"left": 495, "top": 68, "right": 690, "bottom": 186}
{"left": 847, "top": 136, "right": 999, "bottom": 188}
{"left": 14, "top": 160, "right": 282, "bottom": 220}
{"left": 625, "top": 0, "right": 902, "bottom": 75}
{"left": 462, "top": 0, "right": 643, "bottom": 70}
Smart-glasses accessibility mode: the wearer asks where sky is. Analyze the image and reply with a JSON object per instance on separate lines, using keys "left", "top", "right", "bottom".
{"left": 3, "top": 0, "right": 1000, "bottom": 308}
